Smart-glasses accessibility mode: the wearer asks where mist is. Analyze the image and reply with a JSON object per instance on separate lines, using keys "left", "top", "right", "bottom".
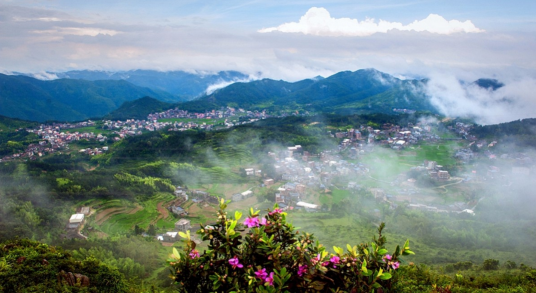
{"left": 424, "top": 72, "right": 536, "bottom": 125}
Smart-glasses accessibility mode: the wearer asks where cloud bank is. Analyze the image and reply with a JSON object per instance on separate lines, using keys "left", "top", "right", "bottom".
{"left": 259, "top": 7, "right": 483, "bottom": 37}
{"left": 425, "top": 74, "right": 536, "bottom": 125}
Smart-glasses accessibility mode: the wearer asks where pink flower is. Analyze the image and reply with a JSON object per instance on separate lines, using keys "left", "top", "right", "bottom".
{"left": 297, "top": 265, "right": 308, "bottom": 277}
{"left": 312, "top": 253, "right": 321, "bottom": 264}
{"left": 330, "top": 256, "right": 340, "bottom": 264}
{"left": 391, "top": 261, "right": 400, "bottom": 270}
{"left": 189, "top": 250, "right": 199, "bottom": 259}
{"left": 269, "top": 208, "right": 283, "bottom": 215}
{"left": 229, "top": 256, "right": 243, "bottom": 269}
{"left": 260, "top": 217, "right": 267, "bottom": 226}
{"left": 265, "top": 272, "right": 274, "bottom": 286}
{"left": 330, "top": 256, "right": 340, "bottom": 268}
{"left": 322, "top": 261, "right": 330, "bottom": 267}
{"left": 383, "top": 254, "right": 392, "bottom": 261}
{"left": 244, "top": 217, "right": 260, "bottom": 228}
{"left": 254, "top": 268, "right": 268, "bottom": 280}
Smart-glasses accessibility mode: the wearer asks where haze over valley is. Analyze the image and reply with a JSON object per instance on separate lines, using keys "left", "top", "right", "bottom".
{"left": 1, "top": 1, "right": 536, "bottom": 292}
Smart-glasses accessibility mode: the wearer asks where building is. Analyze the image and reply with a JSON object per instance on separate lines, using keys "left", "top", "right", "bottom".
{"left": 68, "top": 213, "right": 85, "bottom": 229}
{"left": 232, "top": 193, "right": 243, "bottom": 202}
{"left": 438, "top": 170, "right": 450, "bottom": 180}
{"left": 296, "top": 201, "right": 319, "bottom": 210}
{"left": 175, "top": 219, "right": 192, "bottom": 233}
{"left": 170, "top": 205, "right": 188, "bottom": 216}
{"left": 161, "top": 232, "right": 179, "bottom": 242}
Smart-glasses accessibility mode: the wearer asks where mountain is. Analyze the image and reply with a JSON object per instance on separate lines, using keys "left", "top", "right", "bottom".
{"left": 474, "top": 78, "right": 504, "bottom": 90}
{"left": 179, "top": 69, "right": 435, "bottom": 114}
{"left": 55, "top": 70, "right": 250, "bottom": 100}
{"left": 105, "top": 96, "right": 174, "bottom": 120}
{"left": 0, "top": 74, "right": 176, "bottom": 122}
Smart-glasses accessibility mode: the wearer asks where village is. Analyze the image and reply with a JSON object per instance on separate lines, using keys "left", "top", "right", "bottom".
{"left": 0, "top": 107, "right": 276, "bottom": 162}
{"left": 59, "top": 116, "right": 536, "bottom": 244}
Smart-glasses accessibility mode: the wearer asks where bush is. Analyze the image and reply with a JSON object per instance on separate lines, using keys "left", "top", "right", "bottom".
{"left": 482, "top": 259, "right": 500, "bottom": 271}
{"left": 168, "top": 200, "right": 415, "bottom": 292}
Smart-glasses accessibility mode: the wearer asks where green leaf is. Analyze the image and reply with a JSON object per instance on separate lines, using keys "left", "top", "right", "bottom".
{"left": 178, "top": 231, "right": 187, "bottom": 239}
{"left": 378, "top": 248, "right": 388, "bottom": 255}
{"left": 234, "top": 211, "right": 242, "bottom": 221}
{"left": 379, "top": 273, "right": 392, "bottom": 280}
{"left": 172, "top": 247, "right": 181, "bottom": 260}
{"left": 361, "top": 260, "right": 368, "bottom": 273}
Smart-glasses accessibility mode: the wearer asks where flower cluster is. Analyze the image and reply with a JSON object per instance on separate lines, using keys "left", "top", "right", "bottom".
{"left": 254, "top": 268, "right": 275, "bottom": 286}
{"left": 243, "top": 216, "right": 268, "bottom": 228}
{"left": 383, "top": 254, "right": 400, "bottom": 270}
{"left": 229, "top": 256, "right": 243, "bottom": 269}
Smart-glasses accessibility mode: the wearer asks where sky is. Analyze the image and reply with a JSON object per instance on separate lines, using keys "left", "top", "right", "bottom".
{"left": 0, "top": 0, "right": 535, "bottom": 79}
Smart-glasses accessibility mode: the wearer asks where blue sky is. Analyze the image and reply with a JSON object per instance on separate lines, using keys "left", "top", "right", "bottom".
{"left": 1, "top": 0, "right": 535, "bottom": 81}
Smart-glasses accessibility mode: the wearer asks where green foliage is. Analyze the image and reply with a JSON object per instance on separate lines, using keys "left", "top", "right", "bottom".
{"left": 483, "top": 259, "right": 500, "bottom": 271}
{"left": 105, "top": 96, "right": 173, "bottom": 120}
{"left": 0, "top": 238, "right": 128, "bottom": 293}
{"left": 0, "top": 73, "right": 175, "bottom": 122}
{"left": 168, "top": 201, "right": 414, "bottom": 292}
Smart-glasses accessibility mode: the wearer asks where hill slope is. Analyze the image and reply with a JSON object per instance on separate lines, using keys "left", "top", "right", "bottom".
{"left": 180, "top": 69, "right": 434, "bottom": 114}
{"left": 105, "top": 96, "right": 174, "bottom": 120}
{"left": 0, "top": 74, "right": 176, "bottom": 122}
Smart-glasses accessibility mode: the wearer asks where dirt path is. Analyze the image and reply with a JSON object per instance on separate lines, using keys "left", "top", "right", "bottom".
{"left": 151, "top": 201, "right": 170, "bottom": 224}
{"left": 127, "top": 204, "right": 143, "bottom": 214}
{"left": 94, "top": 207, "right": 128, "bottom": 225}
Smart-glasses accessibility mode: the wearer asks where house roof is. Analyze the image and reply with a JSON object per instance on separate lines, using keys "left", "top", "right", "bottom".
{"left": 176, "top": 219, "right": 190, "bottom": 225}
{"left": 296, "top": 202, "right": 318, "bottom": 209}
{"left": 69, "top": 213, "right": 85, "bottom": 223}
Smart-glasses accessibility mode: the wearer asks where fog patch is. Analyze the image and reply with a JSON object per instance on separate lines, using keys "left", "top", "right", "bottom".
{"left": 425, "top": 73, "right": 536, "bottom": 125}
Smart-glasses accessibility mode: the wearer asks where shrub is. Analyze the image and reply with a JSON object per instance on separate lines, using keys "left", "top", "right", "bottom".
{"left": 168, "top": 199, "right": 415, "bottom": 292}
{"left": 482, "top": 259, "right": 500, "bottom": 271}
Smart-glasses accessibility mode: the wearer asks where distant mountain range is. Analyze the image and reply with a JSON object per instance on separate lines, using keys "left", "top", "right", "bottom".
{"left": 0, "top": 73, "right": 176, "bottom": 122}
{"left": 53, "top": 70, "right": 250, "bottom": 100}
{"left": 1, "top": 69, "right": 505, "bottom": 122}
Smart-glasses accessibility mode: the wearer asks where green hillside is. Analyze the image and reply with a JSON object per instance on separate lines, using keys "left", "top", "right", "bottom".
{"left": 0, "top": 74, "right": 177, "bottom": 122}
{"left": 105, "top": 96, "right": 174, "bottom": 120}
{"left": 180, "top": 69, "right": 435, "bottom": 114}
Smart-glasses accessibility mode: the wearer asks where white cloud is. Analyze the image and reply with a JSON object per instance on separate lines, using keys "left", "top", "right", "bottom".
{"left": 258, "top": 7, "right": 483, "bottom": 37}
{"left": 425, "top": 73, "right": 536, "bottom": 125}
{"left": 32, "top": 27, "right": 121, "bottom": 37}
{"left": 205, "top": 75, "right": 259, "bottom": 95}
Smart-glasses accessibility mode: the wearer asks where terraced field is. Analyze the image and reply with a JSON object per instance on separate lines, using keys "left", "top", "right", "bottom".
{"left": 88, "top": 193, "right": 176, "bottom": 235}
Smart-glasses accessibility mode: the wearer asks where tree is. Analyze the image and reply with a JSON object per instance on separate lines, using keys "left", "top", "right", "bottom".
{"left": 147, "top": 224, "right": 156, "bottom": 236}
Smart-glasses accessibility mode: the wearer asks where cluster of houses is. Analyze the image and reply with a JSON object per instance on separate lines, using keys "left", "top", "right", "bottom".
{"left": 332, "top": 123, "right": 441, "bottom": 151}
{"left": 448, "top": 122, "right": 477, "bottom": 140}
{"left": 2, "top": 122, "right": 107, "bottom": 162}
{"left": 157, "top": 218, "right": 192, "bottom": 242}
{"left": 147, "top": 107, "right": 238, "bottom": 121}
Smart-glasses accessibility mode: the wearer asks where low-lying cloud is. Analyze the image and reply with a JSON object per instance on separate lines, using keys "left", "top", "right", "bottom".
{"left": 205, "top": 75, "right": 260, "bottom": 95}
{"left": 259, "top": 7, "right": 483, "bottom": 37}
{"left": 425, "top": 73, "right": 536, "bottom": 125}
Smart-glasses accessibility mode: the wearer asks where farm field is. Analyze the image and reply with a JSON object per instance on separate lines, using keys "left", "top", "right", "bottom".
{"left": 63, "top": 126, "right": 112, "bottom": 135}
{"left": 86, "top": 193, "right": 176, "bottom": 236}
{"left": 157, "top": 117, "right": 226, "bottom": 125}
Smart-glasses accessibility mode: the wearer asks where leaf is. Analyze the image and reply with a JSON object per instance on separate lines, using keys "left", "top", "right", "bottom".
{"left": 347, "top": 244, "right": 353, "bottom": 252}
{"left": 234, "top": 211, "right": 242, "bottom": 221}
{"left": 378, "top": 249, "right": 388, "bottom": 255}
{"left": 172, "top": 247, "right": 181, "bottom": 260}
{"left": 361, "top": 260, "right": 368, "bottom": 273}
{"left": 403, "top": 249, "right": 415, "bottom": 255}
{"left": 179, "top": 232, "right": 187, "bottom": 239}
{"left": 379, "top": 273, "right": 392, "bottom": 280}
